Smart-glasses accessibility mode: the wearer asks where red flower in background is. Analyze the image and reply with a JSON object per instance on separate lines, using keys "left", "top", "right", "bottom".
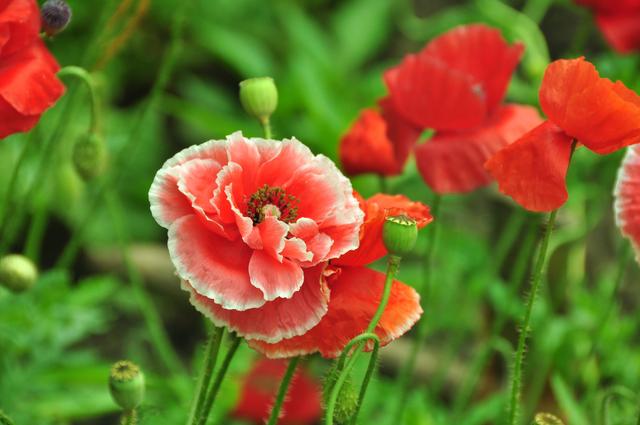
{"left": 615, "top": 145, "right": 640, "bottom": 262}
{"left": 0, "top": 0, "right": 65, "bottom": 139}
{"left": 339, "top": 24, "right": 541, "bottom": 194}
{"left": 486, "top": 57, "right": 640, "bottom": 212}
{"left": 233, "top": 358, "right": 322, "bottom": 425}
{"left": 575, "top": 0, "right": 640, "bottom": 53}
{"left": 247, "top": 194, "right": 431, "bottom": 358}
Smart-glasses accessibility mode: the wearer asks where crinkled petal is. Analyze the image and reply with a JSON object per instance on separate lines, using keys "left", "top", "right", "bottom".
{"left": 540, "top": 57, "right": 640, "bottom": 154}
{"left": 182, "top": 264, "right": 329, "bottom": 343}
{"left": 415, "top": 104, "right": 542, "bottom": 194}
{"left": 379, "top": 96, "right": 422, "bottom": 169}
{"left": 421, "top": 24, "right": 524, "bottom": 114}
{"left": 248, "top": 266, "right": 423, "bottom": 358}
{"left": 0, "top": 0, "right": 40, "bottom": 56}
{"left": 249, "top": 250, "right": 304, "bottom": 301}
{"left": 485, "top": 121, "right": 574, "bottom": 212}
{"left": 614, "top": 145, "right": 640, "bottom": 262}
{"left": 168, "top": 215, "right": 266, "bottom": 310}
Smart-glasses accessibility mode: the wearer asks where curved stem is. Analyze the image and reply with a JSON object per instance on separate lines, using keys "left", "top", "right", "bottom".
{"left": 391, "top": 194, "right": 441, "bottom": 422}
{"left": 56, "top": 0, "right": 193, "bottom": 269}
{"left": 507, "top": 209, "right": 558, "bottom": 425}
{"left": 186, "top": 327, "right": 225, "bottom": 425}
{"left": 195, "top": 335, "right": 241, "bottom": 425}
{"left": 57, "top": 66, "right": 101, "bottom": 133}
{"left": 336, "top": 332, "right": 380, "bottom": 371}
{"left": 350, "top": 336, "right": 380, "bottom": 425}
{"left": 266, "top": 356, "right": 301, "bottom": 425}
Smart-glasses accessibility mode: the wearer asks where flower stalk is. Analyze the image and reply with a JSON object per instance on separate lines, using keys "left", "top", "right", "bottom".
{"left": 266, "top": 356, "right": 301, "bottom": 425}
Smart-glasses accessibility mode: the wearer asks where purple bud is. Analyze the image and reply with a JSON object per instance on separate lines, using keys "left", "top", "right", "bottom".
{"left": 41, "top": 0, "right": 72, "bottom": 36}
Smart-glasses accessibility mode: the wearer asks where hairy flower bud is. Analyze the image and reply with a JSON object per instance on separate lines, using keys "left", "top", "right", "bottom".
{"left": 0, "top": 254, "right": 38, "bottom": 293}
{"left": 239, "top": 77, "right": 278, "bottom": 124}
{"left": 72, "top": 133, "right": 107, "bottom": 181}
{"left": 41, "top": 0, "right": 72, "bottom": 36}
{"left": 323, "top": 366, "right": 358, "bottom": 424}
{"left": 382, "top": 215, "right": 418, "bottom": 257}
{"left": 533, "top": 413, "right": 565, "bottom": 425}
{"left": 109, "top": 360, "right": 145, "bottom": 411}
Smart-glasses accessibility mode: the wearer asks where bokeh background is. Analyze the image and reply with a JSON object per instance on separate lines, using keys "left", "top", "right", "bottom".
{"left": 2, "top": 0, "right": 640, "bottom": 424}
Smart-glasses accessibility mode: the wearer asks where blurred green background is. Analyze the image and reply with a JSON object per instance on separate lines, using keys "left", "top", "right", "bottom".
{"left": 2, "top": 0, "right": 640, "bottom": 424}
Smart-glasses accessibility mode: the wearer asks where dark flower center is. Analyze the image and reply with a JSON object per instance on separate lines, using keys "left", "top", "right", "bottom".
{"left": 246, "top": 184, "right": 299, "bottom": 224}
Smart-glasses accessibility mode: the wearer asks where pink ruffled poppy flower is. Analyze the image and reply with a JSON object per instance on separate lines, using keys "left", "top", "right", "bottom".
{"left": 615, "top": 145, "right": 640, "bottom": 260}
{"left": 149, "top": 132, "right": 363, "bottom": 343}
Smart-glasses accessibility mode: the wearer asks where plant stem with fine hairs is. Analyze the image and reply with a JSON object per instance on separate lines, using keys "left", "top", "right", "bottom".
{"left": 266, "top": 356, "right": 301, "bottom": 425}
{"left": 506, "top": 209, "right": 558, "bottom": 425}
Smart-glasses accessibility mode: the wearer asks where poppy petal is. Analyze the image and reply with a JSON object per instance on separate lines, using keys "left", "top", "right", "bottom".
{"left": 595, "top": 12, "right": 640, "bottom": 53}
{"left": 422, "top": 24, "right": 524, "bottom": 114}
{"left": 415, "top": 104, "right": 542, "bottom": 194}
{"left": 249, "top": 250, "right": 304, "bottom": 301}
{"left": 0, "top": 0, "right": 40, "bottom": 56}
{"left": 336, "top": 194, "right": 432, "bottom": 267}
{"left": 339, "top": 108, "right": 400, "bottom": 176}
{"left": 539, "top": 57, "right": 640, "bottom": 154}
{"left": 384, "top": 53, "right": 487, "bottom": 130}
{"left": 168, "top": 215, "right": 266, "bottom": 311}
{"left": 379, "top": 96, "right": 422, "bottom": 169}
{"left": 182, "top": 264, "right": 329, "bottom": 343}
{"left": 248, "top": 266, "right": 422, "bottom": 358}
{"left": 485, "top": 120, "right": 574, "bottom": 212}
{"left": 614, "top": 145, "right": 640, "bottom": 261}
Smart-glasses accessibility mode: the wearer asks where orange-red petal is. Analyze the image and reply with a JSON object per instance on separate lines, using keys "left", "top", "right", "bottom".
{"left": 595, "top": 12, "right": 640, "bottom": 53}
{"left": 339, "top": 108, "right": 402, "bottom": 176}
{"left": 540, "top": 57, "right": 640, "bottom": 154}
{"left": 485, "top": 120, "right": 574, "bottom": 212}
{"left": 336, "top": 193, "right": 432, "bottom": 267}
{"left": 415, "top": 104, "right": 542, "bottom": 194}
{"left": 247, "top": 266, "right": 423, "bottom": 359}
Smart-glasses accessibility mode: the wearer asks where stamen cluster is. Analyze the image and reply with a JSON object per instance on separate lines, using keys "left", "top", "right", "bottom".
{"left": 246, "top": 184, "right": 299, "bottom": 224}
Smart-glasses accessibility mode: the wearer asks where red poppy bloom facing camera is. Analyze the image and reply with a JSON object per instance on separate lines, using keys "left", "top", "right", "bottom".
{"left": 0, "top": 0, "right": 65, "bottom": 139}
{"left": 486, "top": 57, "right": 640, "bottom": 212}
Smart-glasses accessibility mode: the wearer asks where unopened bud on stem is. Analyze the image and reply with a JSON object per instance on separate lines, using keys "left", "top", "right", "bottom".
{"left": 239, "top": 77, "right": 278, "bottom": 126}
{"left": 41, "top": 0, "right": 72, "bottom": 36}
{"left": 0, "top": 254, "right": 38, "bottom": 293}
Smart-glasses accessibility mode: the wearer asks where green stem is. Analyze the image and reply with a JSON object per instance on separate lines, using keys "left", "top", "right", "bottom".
{"left": 56, "top": 0, "right": 192, "bottom": 269}
{"left": 187, "top": 327, "right": 225, "bottom": 425}
{"left": 0, "top": 410, "right": 14, "bottom": 425}
{"left": 261, "top": 118, "right": 273, "bottom": 139}
{"left": 391, "top": 194, "right": 441, "bottom": 422}
{"left": 106, "top": 191, "right": 187, "bottom": 385}
{"left": 266, "top": 356, "right": 301, "bottom": 425}
{"left": 57, "top": 66, "right": 101, "bottom": 133}
{"left": 507, "top": 209, "right": 558, "bottom": 425}
{"left": 24, "top": 206, "right": 49, "bottom": 263}
{"left": 349, "top": 336, "right": 380, "bottom": 425}
{"left": 378, "top": 176, "right": 388, "bottom": 194}
{"left": 120, "top": 409, "right": 138, "bottom": 425}
{"left": 0, "top": 134, "right": 35, "bottom": 240}
{"left": 195, "top": 335, "right": 242, "bottom": 425}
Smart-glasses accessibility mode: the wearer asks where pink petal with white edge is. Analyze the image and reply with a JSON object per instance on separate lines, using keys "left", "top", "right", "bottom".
{"left": 168, "top": 215, "right": 266, "bottom": 311}
{"left": 182, "top": 264, "right": 330, "bottom": 343}
{"left": 249, "top": 250, "right": 304, "bottom": 301}
{"left": 615, "top": 145, "right": 640, "bottom": 262}
{"left": 256, "top": 216, "right": 288, "bottom": 260}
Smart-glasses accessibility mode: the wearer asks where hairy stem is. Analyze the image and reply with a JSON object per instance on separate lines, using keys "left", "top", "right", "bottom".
{"left": 266, "top": 356, "right": 301, "bottom": 425}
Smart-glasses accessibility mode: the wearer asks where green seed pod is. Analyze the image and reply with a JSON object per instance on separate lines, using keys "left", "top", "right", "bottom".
{"left": 0, "top": 254, "right": 38, "bottom": 293}
{"left": 382, "top": 214, "right": 418, "bottom": 257}
{"left": 109, "top": 360, "right": 145, "bottom": 411}
{"left": 323, "top": 365, "right": 358, "bottom": 424}
{"left": 72, "top": 133, "right": 107, "bottom": 181}
{"left": 239, "top": 77, "right": 278, "bottom": 124}
{"left": 533, "top": 413, "right": 565, "bottom": 425}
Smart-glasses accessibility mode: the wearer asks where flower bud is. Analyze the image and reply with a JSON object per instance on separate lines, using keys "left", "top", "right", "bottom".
{"left": 41, "top": 0, "right": 72, "bottom": 36}
{"left": 239, "top": 77, "right": 278, "bottom": 124}
{"left": 0, "top": 254, "right": 38, "bottom": 293}
{"left": 323, "top": 366, "right": 358, "bottom": 424}
{"left": 382, "top": 214, "right": 418, "bottom": 257}
{"left": 109, "top": 360, "right": 145, "bottom": 411}
{"left": 72, "top": 133, "right": 107, "bottom": 181}
{"left": 533, "top": 413, "right": 565, "bottom": 425}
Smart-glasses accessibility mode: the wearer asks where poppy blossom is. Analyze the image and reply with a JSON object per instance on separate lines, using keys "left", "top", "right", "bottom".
{"left": 486, "top": 57, "right": 640, "bottom": 212}
{"left": 0, "top": 0, "right": 65, "bottom": 139}
{"left": 244, "top": 194, "right": 431, "bottom": 359}
{"left": 339, "top": 24, "right": 541, "bottom": 192}
{"left": 150, "top": 133, "right": 363, "bottom": 343}
{"left": 575, "top": 0, "right": 640, "bottom": 53}
{"left": 232, "top": 358, "right": 322, "bottom": 425}
{"left": 614, "top": 145, "right": 640, "bottom": 261}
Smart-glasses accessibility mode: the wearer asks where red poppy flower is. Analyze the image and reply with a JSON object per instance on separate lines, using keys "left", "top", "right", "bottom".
{"left": 233, "top": 358, "right": 322, "bottom": 425}
{"left": 614, "top": 145, "right": 640, "bottom": 260}
{"left": 244, "top": 194, "right": 431, "bottom": 359}
{"left": 339, "top": 24, "right": 541, "bottom": 192}
{"left": 575, "top": 0, "right": 640, "bottom": 53}
{"left": 486, "top": 57, "right": 640, "bottom": 212}
{"left": 150, "top": 133, "right": 364, "bottom": 343}
{"left": 0, "top": 0, "right": 65, "bottom": 139}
